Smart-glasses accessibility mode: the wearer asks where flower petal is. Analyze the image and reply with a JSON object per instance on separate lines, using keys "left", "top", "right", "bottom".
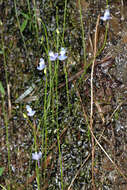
{"left": 26, "top": 105, "right": 35, "bottom": 116}
{"left": 60, "top": 47, "right": 66, "bottom": 55}
{"left": 32, "top": 152, "right": 42, "bottom": 160}
{"left": 37, "top": 58, "right": 46, "bottom": 70}
{"left": 100, "top": 9, "right": 111, "bottom": 21}
{"left": 27, "top": 110, "right": 35, "bottom": 116}
{"left": 40, "top": 58, "right": 44, "bottom": 63}
{"left": 26, "top": 105, "right": 32, "bottom": 112}
{"left": 37, "top": 62, "right": 46, "bottom": 70}
{"left": 58, "top": 55, "right": 67, "bottom": 61}
{"left": 49, "top": 51, "right": 58, "bottom": 61}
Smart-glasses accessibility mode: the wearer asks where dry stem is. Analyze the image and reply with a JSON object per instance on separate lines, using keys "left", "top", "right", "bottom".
{"left": 90, "top": 15, "right": 100, "bottom": 190}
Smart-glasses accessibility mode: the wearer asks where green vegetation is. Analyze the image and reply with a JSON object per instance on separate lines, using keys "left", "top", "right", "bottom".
{"left": 0, "top": 0, "right": 127, "bottom": 189}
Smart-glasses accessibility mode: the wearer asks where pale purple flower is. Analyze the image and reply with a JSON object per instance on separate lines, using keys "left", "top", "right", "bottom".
{"left": 49, "top": 51, "right": 58, "bottom": 61}
{"left": 100, "top": 9, "right": 111, "bottom": 21}
{"left": 32, "top": 151, "right": 42, "bottom": 161}
{"left": 37, "top": 58, "right": 46, "bottom": 70}
{"left": 26, "top": 105, "right": 35, "bottom": 116}
{"left": 58, "top": 47, "right": 67, "bottom": 61}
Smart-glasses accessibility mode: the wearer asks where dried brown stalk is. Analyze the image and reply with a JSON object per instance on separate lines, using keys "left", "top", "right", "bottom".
{"left": 7, "top": 83, "right": 11, "bottom": 118}
{"left": 76, "top": 79, "right": 127, "bottom": 184}
{"left": 67, "top": 153, "right": 91, "bottom": 190}
{"left": 90, "top": 15, "right": 100, "bottom": 190}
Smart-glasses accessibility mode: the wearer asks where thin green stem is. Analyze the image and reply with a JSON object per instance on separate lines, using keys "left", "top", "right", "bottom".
{"left": 26, "top": 0, "right": 31, "bottom": 19}
{"left": 33, "top": 122, "right": 40, "bottom": 190}
{"left": 42, "top": 22, "right": 53, "bottom": 111}
{"left": 33, "top": 0, "right": 39, "bottom": 42}
{"left": 80, "top": 21, "right": 108, "bottom": 83}
{"left": 78, "top": 0, "right": 86, "bottom": 69}
{"left": 96, "top": 23, "right": 108, "bottom": 56}
{"left": 62, "top": 0, "right": 67, "bottom": 46}
{"left": 106, "top": 0, "right": 109, "bottom": 8}
{"left": 55, "top": 9, "right": 64, "bottom": 190}
{"left": 14, "top": 0, "right": 28, "bottom": 57}
{"left": 43, "top": 69, "right": 48, "bottom": 181}
{"left": 25, "top": 117, "right": 40, "bottom": 188}
{"left": 35, "top": 161, "right": 40, "bottom": 190}
{"left": 55, "top": 61, "right": 64, "bottom": 190}
{"left": 2, "top": 98, "right": 11, "bottom": 190}
{"left": 41, "top": 24, "right": 49, "bottom": 175}
{"left": 26, "top": 0, "right": 32, "bottom": 30}
{"left": 1, "top": 24, "right": 11, "bottom": 184}
{"left": 0, "top": 184, "right": 7, "bottom": 190}
{"left": 63, "top": 64, "right": 70, "bottom": 113}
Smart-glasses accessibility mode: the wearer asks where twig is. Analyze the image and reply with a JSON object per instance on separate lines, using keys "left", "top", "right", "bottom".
{"left": 67, "top": 153, "right": 91, "bottom": 190}
{"left": 94, "top": 100, "right": 105, "bottom": 124}
{"left": 7, "top": 83, "right": 11, "bottom": 118}
{"left": 77, "top": 85, "right": 127, "bottom": 182}
{"left": 58, "top": 55, "right": 113, "bottom": 90}
{"left": 105, "top": 101, "right": 125, "bottom": 125}
{"left": 110, "top": 101, "right": 124, "bottom": 121}
{"left": 90, "top": 15, "right": 100, "bottom": 190}
{"left": 89, "top": 129, "right": 127, "bottom": 181}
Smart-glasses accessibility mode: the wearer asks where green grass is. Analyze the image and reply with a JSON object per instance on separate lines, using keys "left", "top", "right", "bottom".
{"left": 0, "top": 0, "right": 112, "bottom": 189}
{"left": 13, "top": 0, "right": 69, "bottom": 189}
{"left": 14, "top": 0, "right": 28, "bottom": 57}
{"left": 1, "top": 23, "right": 11, "bottom": 190}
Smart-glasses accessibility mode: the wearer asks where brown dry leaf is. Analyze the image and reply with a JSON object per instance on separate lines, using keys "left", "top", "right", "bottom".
{"left": 96, "top": 88, "right": 105, "bottom": 99}
{"left": 122, "top": 32, "right": 127, "bottom": 44}
{"left": 86, "top": 26, "right": 105, "bottom": 56}
{"left": 97, "top": 26, "right": 106, "bottom": 49}
{"left": 42, "top": 153, "right": 52, "bottom": 169}
{"left": 41, "top": 179, "right": 49, "bottom": 190}
{"left": 76, "top": 0, "right": 89, "bottom": 12}
{"left": 105, "top": 86, "right": 112, "bottom": 97}
{"left": 120, "top": 5, "right": 127, "bottom": 20}
{"left": 102, "top": 157, "right": 114, "bottom": 172}
{"left": 95, "top": 100, "right": 105, "bottom": 124}
{"left": 102, "top": 105, "right": 112, "bottom": 114}
{"left": 110, "top": 16, "right": 121, "bottom": 35}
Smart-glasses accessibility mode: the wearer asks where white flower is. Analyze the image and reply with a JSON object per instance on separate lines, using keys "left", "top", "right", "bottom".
{"left": 37, "top": 58, "right": 46, "bottom": 71}
{"left": 100, "top": 9, "right": 111, "bottom": 21}
{"left": 58, "top": 47, "right": 67, "bottom": 61}
{"left": 26, "top": 105, "right": 35, "bottom": 116}
{"left": 32, "top": 151, "right": 42, "bottom": 161}
{"left": 49, "top": 51, "right": 58, "bottom": 61}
